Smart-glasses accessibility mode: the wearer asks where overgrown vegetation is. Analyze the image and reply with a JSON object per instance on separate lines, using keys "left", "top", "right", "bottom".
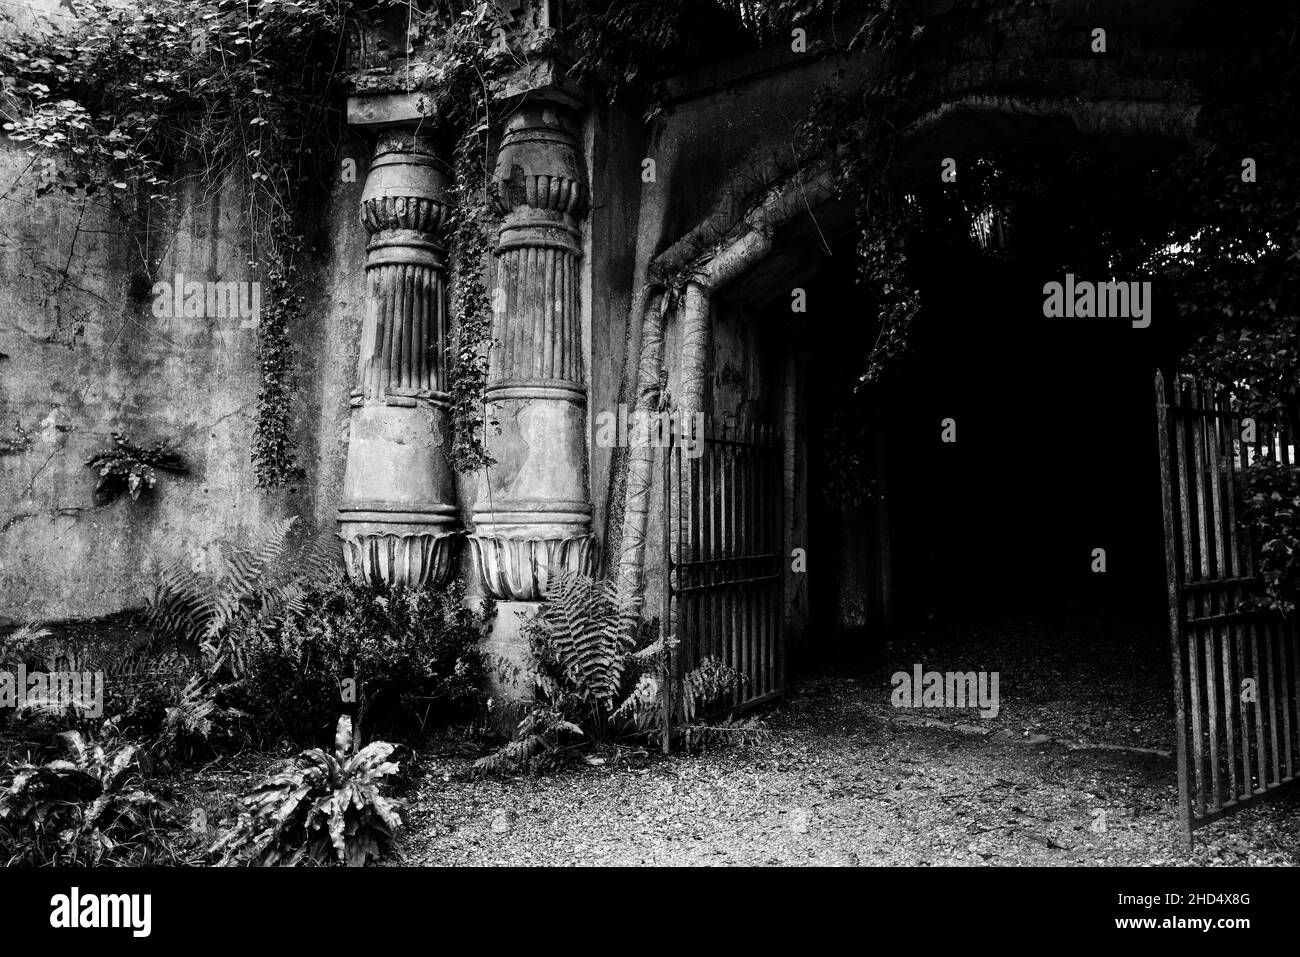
{"left": 0, "top": 731, "right": 182, "bottom": 866}
{"left": 477, "top": 572, "right": 745, "bottom": 772}
{"left": 0, "top": 0, "right": 351, "bottom": 486}
{"left": 146, "top": 515, "right": 330, "bottom": 652}
{"left": 211, "top": 715, "right": 404, "bottom": 866}
{"left": 0, "top": 516, "right": 487, "bottom": 864}
{"left": 240, "top": 574, "right": 491, "bottom": 748}
{"left": 85, "top": 431, "right": 187, "bottom": 503}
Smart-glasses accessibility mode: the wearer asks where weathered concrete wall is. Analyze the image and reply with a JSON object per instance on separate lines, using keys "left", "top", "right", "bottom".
{"left": 0, "top": 21, "right": 841, "bottom": 628}
{"left": 0, "top": 137, "right": 362, "bottom": 625}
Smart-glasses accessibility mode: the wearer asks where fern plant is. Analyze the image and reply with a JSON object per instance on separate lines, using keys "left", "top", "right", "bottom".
{"left": 475, "top": 572, "right": 745, "bottom": 771}
{"left": 156, "top": 672, "right": 248, "bottom": 761}
{"left": 0, "top": 731, "right": 180, "bottom": 866}
{"left": 240, "top": 575, "right": 490, "bottom": 750}
{"left": 528, "top": 572, "right": 643, "bottom": 730}
{"left": 0, "top": 621, "right": 52, "bottom": 668}
{"left": 146, "top": 515, "right": 333, "bottom": 666}
{"left": 210, "top": 716, "right": 405, "bottom": 867}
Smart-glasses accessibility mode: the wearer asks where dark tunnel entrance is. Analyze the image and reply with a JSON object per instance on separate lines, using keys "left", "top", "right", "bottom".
{"left": 797, "top": 231, "right": 1181, "bottom": 672}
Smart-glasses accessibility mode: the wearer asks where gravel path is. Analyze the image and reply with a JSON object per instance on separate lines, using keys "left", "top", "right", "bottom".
{"left": 398, "top": 668, "right": 1300, "bottom": 866}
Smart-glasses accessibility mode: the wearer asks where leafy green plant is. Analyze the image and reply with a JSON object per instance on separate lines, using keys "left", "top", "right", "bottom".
{"left": 146, "top": 515, "right": 332, "bottom": 654}
{"left": 210, "top": 715, "right": 405, "bottom": 866}
{"left": 0, "top": 622, "right": 52, "bottom": 670}
{"left": 475, "top": 572, "right": 744, "bottom": 771}
{"left": 1243, "top": 456, "right": 1300, "bottom": 612}
{"left": 85, "top": 431, "right": 187, "bottom": 503}
{"left": 0, "top": 731, "right": 181, "bottom": 866}
{"left": 241, "top": 575, "right": 492, "bottom": 749}
{"left": 413, "top": 1, "right": 517, "bottom": 473}
{"left": 0, "top": 0, "right": 352, "bottom": 487}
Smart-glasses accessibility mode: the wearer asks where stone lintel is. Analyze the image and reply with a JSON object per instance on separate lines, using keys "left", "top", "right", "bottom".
{"left": 347, "top": 91, "right": 441, "bottom": 130}
{"left": 496, "top": 59, "right": 586, "bottom": 112}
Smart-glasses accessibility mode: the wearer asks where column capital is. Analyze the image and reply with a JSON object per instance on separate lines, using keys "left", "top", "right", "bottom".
{"left": 492, "top": 98, "right": 587, "bottom": 224}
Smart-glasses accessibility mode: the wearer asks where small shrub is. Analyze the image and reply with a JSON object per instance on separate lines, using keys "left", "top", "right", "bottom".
{"left": 210, "top": 716, "right": 405, "bottom": 867}
{"left": 0, "top": 623, "right": 109, "bottom": 747}
{"left": 240, "top": 575, "right": 492, "bottom": 748}
{"left": 0, "top": 731, "right": 180, "bottom": 865}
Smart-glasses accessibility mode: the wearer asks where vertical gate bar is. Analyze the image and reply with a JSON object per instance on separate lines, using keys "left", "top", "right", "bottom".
{"left": 1249, "top": 606, "right": 1267, "bottom": 791}
{"left": 712, "top": 418, "right": 723, "bottom": 701}
{"left": 751, "top": 427, "right": 759, "bottom": 699}
{"left": 1284, "top": 421, "right": 1298, "bottom": 779}
{"left": 1237, "top": 397, "right": 1260, "bottom": 798}
{"left": 1219, "top": 388, "right": 1244, "bottom": 801}
{"left": 759, "top": 426, "right": 769, "bottom": 696}
{"left": 1281, "top": 616, "right": 1295, "bottom": 781}
{"left": 752, "top": 426, "right": 761, "bottom": 698}
{"left": 717, "top": 418, "right": 728, "bottom": 702}
{"left": 758, "top": 428, "right": 767, "bottom": 697}
{"left": 1292, "top": 615, "right": 1300, "bottom": 778}
{"left": 764, "top": 429, "right": 774, "bottom": 696}
{"left": 740, "top": 425, "right": 748, "bottom": 700}
{"left": 758, "top": 428, "right": 766, "bottom": 695}
{"left": 661, "top": 429, "right": 674, "bottom": 754}
{"left": 748, "top": 424, "right": 758, "bottom": 699}
{"left": 718, "top": 418, "right": 731, "bottom": 704}
{"left": 733, "top": 422, "right": 743, "bottom": 702}
{"left": 1266, "top": 613, "right": 1281, "bottom": 785}
{"left": 701, "top": 414, "right": 713, "bottom": 668}
{"left": 743, "top": 421, "right": 754, "bottom": 696}
{"left": 680, "top": 425, "right": 689, "bottom": 708}
{"left": 1157, "top": 371, "right": 1193, "bottom": 847}
{"left": 703, "top": 420, "right": 713, "bottom": 687}
{"left": 1250, "top": 422, "right": 1272, "bottom": 791}
{"left": 1204, "top": 386, "right": 1228, "bottom": 808}
{"left": 1188, "top": 379, "right": 1211, "bottom": 816}
{"left": 689, "top": 415, "right": 701, "bottom": 676}
{"left": 777, "top": 426, "right": 787, "bottom": 698}
{"left": 738, "top": 424, "right": 748, "bottom": 702}
{"left": 728, "top": 419, "right": 740, "bottom": 706}
{"left": 1264, "top": 421, "right": 1285, "bottom": 787}
{"left": 773, "top": 428, "right": 781, "bottom": 696}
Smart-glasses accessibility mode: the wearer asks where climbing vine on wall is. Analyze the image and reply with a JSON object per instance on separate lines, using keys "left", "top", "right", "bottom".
{"left": 407, "top": 1, "right": 521, "bottom": 474}
{"left": 0, "top": 0, "right": 350, "bottom": 488}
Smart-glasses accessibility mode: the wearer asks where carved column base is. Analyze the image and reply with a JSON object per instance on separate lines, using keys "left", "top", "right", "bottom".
{"left": 468, "top": 530, "right": 594, "bottom": 600}
{"left": 338, "top": 397, "right": 459, "bottom": 588}
{"left": 339, "top": 523, "right": 460, "bottom": 588}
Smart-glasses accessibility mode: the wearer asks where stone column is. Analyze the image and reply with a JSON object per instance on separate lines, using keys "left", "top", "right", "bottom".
{"left": 469, "top": 99, "right": 595, "bottom": 600}
{"left": 338, "top": 128, "right": 460, "bottom": 586}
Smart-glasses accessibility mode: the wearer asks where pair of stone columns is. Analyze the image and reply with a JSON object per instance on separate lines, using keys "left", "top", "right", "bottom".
{"left": 337, "top": 98, "right": 594, "bottom": 600}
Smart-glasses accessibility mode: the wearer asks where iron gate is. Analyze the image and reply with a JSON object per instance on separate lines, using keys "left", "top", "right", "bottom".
{"left": 662, "top": 416, "right": 785, "bottom": 738}
{"left": 1156, "top": 371, "right": 1300, "bottom": 847}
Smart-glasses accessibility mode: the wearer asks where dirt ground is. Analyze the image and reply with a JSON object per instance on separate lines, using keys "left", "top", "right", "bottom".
{"left": 396, "top": 617, "right": 1300, "bottom": 866}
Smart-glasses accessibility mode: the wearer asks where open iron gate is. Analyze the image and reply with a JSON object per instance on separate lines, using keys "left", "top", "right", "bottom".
{"left": 661, "top": 416, "right": 785, "bottom": 745}
{"left": 1156, "top": 371, "right": 1300, "bottom": 848}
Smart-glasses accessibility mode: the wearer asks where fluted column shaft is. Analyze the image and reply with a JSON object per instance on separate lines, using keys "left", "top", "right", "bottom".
{"left": 338, "top": 129, "right": 459, "bottom": 587}
{"left": 469, "top": 101, "right": 595, "bottom": 600}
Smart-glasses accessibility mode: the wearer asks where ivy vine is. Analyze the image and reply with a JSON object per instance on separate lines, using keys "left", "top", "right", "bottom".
{"left": 0, "top": 0, "right": 349, "bottom": 488}
{"left": 406, "top": 2, "right": 521, "bottom": 474}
